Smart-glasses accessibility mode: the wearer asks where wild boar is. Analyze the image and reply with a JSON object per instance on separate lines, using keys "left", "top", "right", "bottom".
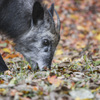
{"left": 0, "top": 0, "right": 60, "bottom": 71}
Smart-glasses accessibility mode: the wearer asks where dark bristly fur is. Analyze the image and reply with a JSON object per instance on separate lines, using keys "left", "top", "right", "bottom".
{"left": 0, "top": 0, "right": 31, "bottom": 39}
{"left": 0, "top": 0, "right": 60, "bottom": 71}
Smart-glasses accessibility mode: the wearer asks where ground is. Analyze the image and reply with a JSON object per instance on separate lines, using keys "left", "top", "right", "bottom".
{"left": 0, "top": 0, "right": 100, "bottom": 100}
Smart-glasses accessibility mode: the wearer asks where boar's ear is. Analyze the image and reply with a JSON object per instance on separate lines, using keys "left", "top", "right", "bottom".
{"left": 48, "top": 3, "right": 54, "bottom": 16}
{"left": 32, "top": 1, "right": 44, "bottom": 25}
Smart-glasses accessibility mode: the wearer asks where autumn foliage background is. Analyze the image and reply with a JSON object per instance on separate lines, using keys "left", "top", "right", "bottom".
{"left": 0, "top": 0, "right": 100, "bottom": 100}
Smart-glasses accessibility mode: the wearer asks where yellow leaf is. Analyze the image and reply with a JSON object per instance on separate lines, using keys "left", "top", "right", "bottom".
{"left": 0, "top": 88, "right": 6, "bottom": 93}
{"left": 95, "top": 34, "right": 100, "bottom": 41}
{"left": 55, "top": 50, "right": 63, "bottom": 55}
{"left": 70, "top": 14, "right": 79, "bottom": 20}
{"left": 91, "top": 87, "right": 100, "bottom": 93}
{"left": 75, "top": 97, "right": 81, "bottom": 100}
{"left": 92, "top": 30, "right": 98, "bottom": 34}
{"left": 75, "top": 97, "right": 91, "bottom": 100}
{"left": 97, "top": 18, "right": 100, "bottom": 23}
{"left": 3, "top": 48, "right": 11, "bottom": 53}
{"left": 76, "top": 42, "right": 85, "bottom": 49}
{"left": 77, "top": 25, "right": 86, "bottom": 31}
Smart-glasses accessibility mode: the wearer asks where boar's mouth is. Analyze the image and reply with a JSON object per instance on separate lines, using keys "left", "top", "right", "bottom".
{"left": 37, "top": 62, "right": 51, "bottom": 71}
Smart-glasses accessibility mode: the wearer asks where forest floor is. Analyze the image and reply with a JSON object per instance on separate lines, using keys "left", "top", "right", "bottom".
{"left": 0, "top": 0, "right": 100, "bottom": 100}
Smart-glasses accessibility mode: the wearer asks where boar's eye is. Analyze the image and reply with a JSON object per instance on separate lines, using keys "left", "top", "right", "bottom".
{"left": 43, "top": 39, "right": 50, "bottom": 46}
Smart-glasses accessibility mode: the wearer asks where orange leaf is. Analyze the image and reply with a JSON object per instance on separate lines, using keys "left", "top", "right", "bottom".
{"left": 33, "top": 86, "right": 38, "bottom": 91}
{"left": 28, "top": 65, "right": 31, "bottom": 70}
{"left": 47, "top": 75, "right": 64, "bottom": 87}
{"left": 4, "top": 53, "right": 21, "bottom": 59}
{"left": 0, "top": 79, "right": 4, "bottom": 84}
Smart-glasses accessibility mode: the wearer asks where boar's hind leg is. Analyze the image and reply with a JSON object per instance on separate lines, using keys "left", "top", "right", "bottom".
{"left": 0, "top": 54, "right": 8, "bottom": 72}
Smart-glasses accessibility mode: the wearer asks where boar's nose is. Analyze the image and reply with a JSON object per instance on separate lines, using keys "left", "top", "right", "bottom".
{"left": 42, "top": 66, "right": 51, "bottom": 71}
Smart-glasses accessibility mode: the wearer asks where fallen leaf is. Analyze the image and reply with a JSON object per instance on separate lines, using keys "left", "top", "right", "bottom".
{"left": 4, "top": 53, "right": 20, "bottom": 59}
{"left": 0, "top": 79, "right": 4, "bottom": 84}
{"left": 28, "top": 65, "right": 31, "bottom": 70}
{"left": 48, "top": 75, "right": 64, "bottom": 87}
{"left": 97, "top": 18, "right": 100, "bottom": 23}
{"left": 9, "top": 77, "right": 17, "bottom": 85}
{"left": 55, "top": 50, "right": 63, "bottom": 55}
{"left": 95, "top": 34, "right": 100, "bottom": 41}
{"left": 33, "top": 86, "right": 38, "bottom": 91}
{"left": 77, "top": 25, "right": 87, "bottom": 31}
{"left": 3, "top": 48, "right": 11, "bottom": 53}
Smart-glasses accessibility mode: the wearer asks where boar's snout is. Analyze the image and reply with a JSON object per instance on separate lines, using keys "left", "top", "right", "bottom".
{"left": 38, "top": 63, "right": 52, "bottom": 71}
{"left": 37, "top": 57, "right": 52, "bottom": 71}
